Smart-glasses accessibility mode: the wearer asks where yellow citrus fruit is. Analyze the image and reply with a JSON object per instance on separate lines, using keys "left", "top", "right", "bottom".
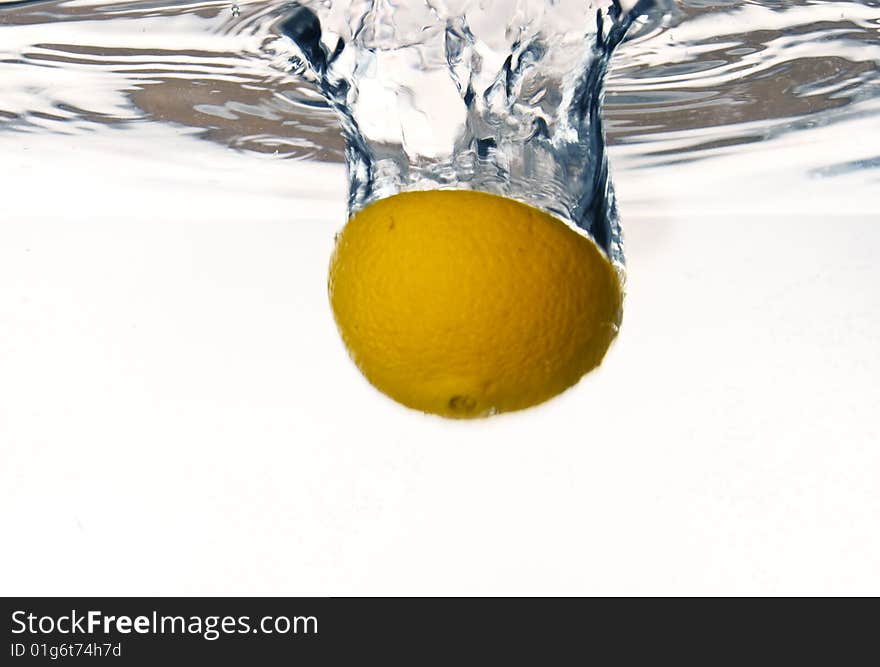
{"left": 328, "top": 189, "right": 623, "bottom": 418}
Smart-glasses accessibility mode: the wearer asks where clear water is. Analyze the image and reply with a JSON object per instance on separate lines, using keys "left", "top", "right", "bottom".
{"left": 3, "top": 0, "right": 878, "bottom": 196}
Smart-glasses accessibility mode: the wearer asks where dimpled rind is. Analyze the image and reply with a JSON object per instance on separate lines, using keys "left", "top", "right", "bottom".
{"left": 328, "top": 190, "right": 623, "bottom": 418}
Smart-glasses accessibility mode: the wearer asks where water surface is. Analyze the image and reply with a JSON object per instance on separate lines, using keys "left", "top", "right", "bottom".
{"left": 2, "top": 0, "right": 877, "bottom": 191}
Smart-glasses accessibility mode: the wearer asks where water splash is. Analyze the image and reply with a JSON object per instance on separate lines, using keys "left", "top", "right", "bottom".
{"left": 277, "top": 1, "right": 653, "bottom": 263}
{"left": 1, "top": 0, "right": 878, "bottom": 197}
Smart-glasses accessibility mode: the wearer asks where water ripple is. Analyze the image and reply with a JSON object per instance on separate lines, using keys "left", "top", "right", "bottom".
{"left": 1, "top": 0, "right": 879, "bottom": 173}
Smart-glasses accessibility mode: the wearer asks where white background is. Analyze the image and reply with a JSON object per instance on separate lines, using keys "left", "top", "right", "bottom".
{"left": 1, "top": 117, "right": 878, "bottom": 596}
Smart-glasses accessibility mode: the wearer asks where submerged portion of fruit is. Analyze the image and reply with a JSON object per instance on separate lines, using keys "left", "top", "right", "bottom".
{"left": 328, "top": 190, "right": 623, "bottom": 418}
